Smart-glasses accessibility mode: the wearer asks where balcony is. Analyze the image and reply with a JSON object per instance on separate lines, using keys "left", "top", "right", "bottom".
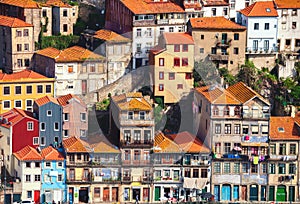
{"left": 242, "top": 111, "right": 270, "bottom": 119}
{"left": 120, "top": 117, "right": 154, "bottom": 126}
{"left": 66, "top": 160, "right": 91, "bottom": 167}
{"left": 67, "top": 176, "right": 92, "bottom": 184}
{"left": 122, "top": 160, "right": 151, "bottom": 166}
{"left": 133, "top": 19, "right": 155, "bottom": 26}
{"left": 269, "top": 155, "right": 297, "bottom": 161}
{"left": 208, "top": 54, "right": 229, "bottom": 61}
{"left": 142, "top": 176, "right": 152, "bottom": 183}
{"left": 122, "top": 176, "right": 132, "bottom": 183}
{"left": 241, "top": 174, "right": 267, "bottom": 185}
{"left": 156, "top": 19, "right": 169, "bottom": 25}
{"left": 246, "top": 47, "right": 278, "bottom": 54}
{"left": 216, "top": 39, "right": 232, "bottom": 47}
{"left": 241, "top": 135, "right": 268, "bottom": 143}
{"left": 91, "top": 160, "right": 120, "bottom": 166}
{"left": 120, "top": 140, "right": 154, "bottom": 148}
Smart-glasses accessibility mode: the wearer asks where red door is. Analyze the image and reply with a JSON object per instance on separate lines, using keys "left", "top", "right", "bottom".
{"left": 34, "top": 190, "right": 40, "bottom": 203}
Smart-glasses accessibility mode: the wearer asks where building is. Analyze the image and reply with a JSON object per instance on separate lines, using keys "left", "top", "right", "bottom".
{"left": 105, "top": 0, "right": 186, "bottom": 69}
{"left": 176, "top": 0, "right": 204, "bottom": 20}
{"left": 201, "top": 0, "right": 229, "bottom": 18}
{"left": 150, "top": 32, "right": 194, "bottom": 104}
{"left": 57, "top": 94, "right": 88, "bottom": 138}
{"left": 33, "top": 46, "right": 106, "bottom": 104}
{"left": 268, "top": 116, "right": 300, "bottom": 203}
{"left": 33, "top": 96, "right": 63, "bottom": 149}
{"left": 109, "top": 92, "right": 154, "bottom": 203}
{"left": 40, "top": 146, "right": 67, "bottom": 203}
{"left": 188, "top": 17, "right": 246, "bottom": 74}
{"left": 193, "top": 82, "right": 271, "bottom": 202}
{"left": 0, "top": 15, "right": 34, "bottom": 73}
{"left": 12, "top": 146, "right": 42, "bottom": 203}
{"left": 237, "top": 1, "right": 278, "bottom": 69}
{"left": 228, "top": 0, "right": 253, "bottom": 21}
{"left": 0, "top": 70, "right": 54, "bottom": 114}
{"left": 0, "top": 0, "right": 41, "bottom": 42}
{"left": 80, "top": 29, "right": 132, "bottom": 83}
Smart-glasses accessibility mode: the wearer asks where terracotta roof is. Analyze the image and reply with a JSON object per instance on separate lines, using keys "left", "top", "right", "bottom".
{"left": 0, "top": 108, "right": 36, "bottom": 128}
{"left": 275, "top": 0, "right": 300, "bottom": 8}
{"left": 13, "top": 146, "right": 42, "bottom": 161}
{"left": 112, "top": 92, "right": 152, "bottom": 111}
{"left": 150, "top": 45, "right": 165, "bottom": 55}
{"left": 41, "top": 146, "right": 65, "bottom": 160}
{"left": 190, "top": 17, "right": 246, "bottom": 30}
{"left": 0, "top": 0, "right": 40, "bottom": 8}
{"left": 226, "top": 82, "right": 270, "bottom": 104}
{"left": 183, "top": 2, "right": 201, "bottom": 10}
{"left": 36, "top": 46, "right": 105, "bottom": 62}
{"left": 270, "top": 117, "right": 300, "bottom": 140}
{"left": 45, "top": 0, "right": 72, "bottom": 8}
{"left": 63, "top": 136, "right": 92, "bottom": 153}
{"left": 0, "top": 15, "right": 33, "bottom": 27}
{"left": 57, "top": 94, "right": 85, "bottom": 106}
{"left": 94, "top": 29, "right": 131, "bottom": 42}
{"left": 35, "top": 95, "right": 59, "bottom": 107}
{"left": 239, "top": 1, "right": 278, "bottom": 17}
{"left": 202, "top": 0, "right": 228, "bottom": 7}
{"left": 120, "top": 0, "right": 185, "bottom": 14}
{"left": 0, "top": 70, "right": 50, "bottom": 81}
{"left": 195, "top": 86, "right": 241, "bottom": 105}
{"left": 154, "top": 132, "right": 181, "bottom": 153}
{"left": 163, "top": 32, "right": 194, "bottom": 45}
{"left": 167, "top": 131, "right": 210, "bottom": 153}
{"left": 92, "top": 141, "right": 120, "bottom": 153}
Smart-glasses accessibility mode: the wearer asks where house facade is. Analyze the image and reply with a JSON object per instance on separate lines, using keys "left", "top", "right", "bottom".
{"left": 105, "top": 0, "right": 186, "bottom": 69}
{"left": 150, "top": 32, "right": 194, "bottom": 104}
{"left": 237, "top": 1, "right": 278, "bottom": 69}
{"left": 0, "top": 15, "right": 34, "bottom": 73}
{"left": 201, "top": 0, "right": 229, "bottom": 19}
{"left": 188, "top": 17, "right": 246, "bottom": 74}
{"left": 0, "top": 70, "right": 54, "bottom": 114}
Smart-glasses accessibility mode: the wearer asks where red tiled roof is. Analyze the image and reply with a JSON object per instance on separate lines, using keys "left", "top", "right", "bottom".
{"left": 35, "top": 95, "right": 59, "bottom": 107}
{"left": 112, "top": 92, "right": 152, "bottom": 111}
{"left": 167, "top": 131, "right": 210, "bottom": 153}
{"left": 0, "top": 0, "right": 40, "bottom": 8}
{"left": 270, "top": 117, "right": 300, "bottom": 140}
{"left": 150, "top": 45, "right": 165, "bottom": 55}
{"left": 154, "top": 132, "right": 181, "bottom": 153}
{"left": 190, "top": 17, "right": 246, "bottom": 30}
{"left": 63, "top": 136, "right": 92, "bottom": 153}
{"left": 0, "top": 70, "right": 50, "bottom": 81}
{"left": 0, "top": 108, "right": 36, "bottom": 128}
{"left": 183, "top": 2, "right": 201, "bottom": 10}
{"left": 36, "top": 47, "right": 61, "bottom": 59}
{"left": 57, "top": 94, "right": 85, "bottom": 106}
{"left": 45, "top": 0, "right": 72, "bottom": 8}
{"left": 92, "top": 141, "right": 120, "bottom": 153}
{"left": 239, "top": 1, "right": 278, "bottom": 17}
{"left": 120, "top": 0, "right": 185, "bottom": 14}
{"left": 0, "top": 15, "right": 33, "bottom": 27}
{"left": 163, "top": 32, "right": 194, "bottom": 45}
{"left": 13, "top": 146, "right": 42, "bottom": 161}
{"left": 202, "top": 0, "right": 228, "bottom": 7}
{"left": 275, "top": 0, "right": 300, "bottom": 9}
{"left": 94, "top": 29, "right": 131, "bottom": 42}
{"left": 41, "top": 146, "right": 65, "bottom": 160}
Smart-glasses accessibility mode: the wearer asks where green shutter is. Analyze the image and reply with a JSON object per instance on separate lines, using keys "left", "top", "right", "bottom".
{"left": 154, "top": 187, "right": 160, "bottom": 201}
{"left": 276, "top": 186, "right": 286, "bottom": 202}
{"left": 269, "top": 186, "right": 275, "bottom": 201}
{"left": 289, "top": 186, "right": 295, "bottom": 202}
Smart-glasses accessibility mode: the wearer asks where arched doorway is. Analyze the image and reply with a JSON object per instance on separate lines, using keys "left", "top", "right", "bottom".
{"left": 221, "top": 184, "right": 231, "bottom": 201}
{"left": 276, "top": 185, "right": 286, "bottom": 202}
{"left": 250, "top": 185, "right": 258, "bottom": 201}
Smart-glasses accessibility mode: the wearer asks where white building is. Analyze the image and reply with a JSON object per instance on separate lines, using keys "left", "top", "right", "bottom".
{"left": 201, "top": 0, "right": 229, "bottom": 19}
{"left": 228, "top": 0, "right": 254, "bottom": 21}
{"left": 237, "top": 1, "right": 278, "bottom": 68}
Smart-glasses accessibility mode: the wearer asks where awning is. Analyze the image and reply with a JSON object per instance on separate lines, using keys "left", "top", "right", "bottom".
{"left": 241, "top": 142, "right": 268, "bottom": 147}
{"left": 183, "top": 178, "right": 207, "bottom": 189}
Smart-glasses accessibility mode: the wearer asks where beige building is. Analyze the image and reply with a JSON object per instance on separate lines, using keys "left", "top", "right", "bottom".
{"left": 150, "top": 32, "right": 194, "bottom": 104}
{"left": 188, "top": 16, "right": 246, "bottom": 74}
{"left": 0, "top": 15, "right": 35, "bottom": 73}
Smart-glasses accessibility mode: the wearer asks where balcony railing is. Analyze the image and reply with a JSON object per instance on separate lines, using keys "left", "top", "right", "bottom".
{"left": 133, "top": 19, "right": 155, "bottom": 26}
{"left": 208, "top": 53, "right": 229, "bottom": 61}
{"left": 242, "top": 111, "right": 270, "bottom": 119}
{"left": 122, "top": 160, "right": 151, "bottom": 165}
{"left": 269, "top": 155, "right": 297, "bottom": 161}
{"left": 120, "top": 139, "right": 154, "bottom": 147}
{"left": 216, "top": 39, "right": 232, "bottom": 47}
{"left": 120, "top": 117, "right": 155, "bottom": 126}
{"left": 156, "top": 19, "right": 169, "bottom": 25}
{"left": 246, "top": 47, "right": 278, "bottom": 54}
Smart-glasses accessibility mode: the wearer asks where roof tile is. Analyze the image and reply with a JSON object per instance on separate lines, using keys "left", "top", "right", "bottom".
{"left": 94, "top": 29, "right": 131, "bottom": 42}
{"left": 275, "top": 0, "right": 300, "bottom": 8}
{"left": 35, "top": 95, "right": 59, "bottom": 107}
{"left": 63, "top": 136, "right": 92, "bottom": 153}
{"left": 0, "top": 70, "right": 50, "bottom": 81}
{"left": 190, "top": 17, "right": 246, "bottom": 30}
{"left": 0, "top": 15, "right": 33, "bottom": 27}
{"left": 13, "top": 146, "right": 42, "bottom": 161}
{"left": 41, "top": 146, "right": 65, "bottom": 160}
{"left": 112, "top": 92, "right": 152, "bottom": 111}
{"left": 163, "top": 32, "right": 194, "bottom": 45}
{"left": 0, "top": 0, "right": 40, "bottom": 8}
{"left": 154, "top": 132, "right": 181, "bottom": 153}
{"left": 270, "top": 117, "right": 300, "bottom": 140}
{"left": 239, "top": 1, "right": 278, "bottom": 17}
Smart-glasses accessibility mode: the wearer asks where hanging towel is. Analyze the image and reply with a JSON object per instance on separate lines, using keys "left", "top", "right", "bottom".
{"left": 253, "top": 156, "right": 259, "bottom": 165}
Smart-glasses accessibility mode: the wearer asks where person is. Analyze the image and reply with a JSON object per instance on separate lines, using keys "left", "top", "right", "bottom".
{"left": 52, "top": 200, "right": 56, "bottom": 204}
{"left": 135, "top": 195, "right": 139, "bottom": 204}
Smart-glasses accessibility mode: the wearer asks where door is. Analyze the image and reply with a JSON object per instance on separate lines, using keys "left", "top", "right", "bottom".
{"left": 261, "top": 186, "right": 266, "bottom": 201}
{"left": 154, "top": 187, "right": 161, "bottom": 201}
{"left": 276, "top": 185, "right": 286, "bottom": 202}
{"left": 68, "top": 187, "right": 74, "bottom": 204}
{"left": 112, "top": 187, "right": 118, "bottom": 202}
{"left": 241, "top": 185, "right": 247, "bottom": 201}
{"left": 221, "top": 33, "right": 227, "bottom": 44}
{"left": 214, "top": 185, "right": 220, "bottom": 201}
{"left": 103, "top": 187, "right": 109, "bottom": 201}
{"left": 79, "top": 187, "right": 88, "bottom": 203}
{"left": 143, "top": 188, "right": 149, "bottom": 202}
{"left": 289, "top": 186, "right": 295, "bottom": 202}
{"left": 221, "top": 184, "right": 231, "bottom": 201}
{"left": 132, "top": 189, "right": 141, "bottom": 202}
{"left": 233, "top": 185, "right": 239, "bottom": 200}
{"left": 250, "top": 185, "right": 258, "bottom": 201}
{"left": 269, "top": 186, "right": 275, "bottom": 201}
{"left": 34, "top": 190, "right": 40, "bottom": 203}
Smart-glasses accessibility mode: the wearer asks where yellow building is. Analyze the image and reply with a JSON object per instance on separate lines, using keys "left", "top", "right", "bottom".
{"left": 0, "top": 70, "right": 54, "bottom": 113}
{"left": 150, "top": 33, "right": 194, "bottom": 104}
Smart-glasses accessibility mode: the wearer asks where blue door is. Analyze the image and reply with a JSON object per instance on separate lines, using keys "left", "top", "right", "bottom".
{"left": 221, "top": 185, "right": 231, "bottom": 201}
{"left": 233, "top": 185, "right": 239, "bottom": 200}
{"left": 214, "top": 185, "right": 220, "bottom": 201}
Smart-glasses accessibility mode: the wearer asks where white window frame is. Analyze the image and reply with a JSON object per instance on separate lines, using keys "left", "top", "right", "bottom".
{"left": 63, "top": 129, "right": 69, "bottom": 137}
{"left": 33, "top": 137, "right": 39, "bottom": 145}
{"left": 139, "top": 111, "right": 145, "bottom": 120}
{"left": 27, "top": 122, "right": 34, "bottom": 131}
{"left": 41, "top": 136, "right": 45, "bottom": 146}
{"left": 40, "top": 122, "right": 46, "bottom": 131}
{"left": 25, "top": 99, "right": 33, "bottom": 111}
{"left": 57, "top": 161, "right": 63, "bottom": 168}
{"left": 3, "top": 100, "right": 10, "bottom": 110}
{"left": 80, "top": 129, "right": 86, "bottom": 137}
{"left": 47, "top": 110, "right": 52, "bottom": 116}
{"left": 14, "top": 100, "right": 22, "bottom": 108}
{"left": 54, "top": 122, "right": 59, "bottom": 131}
{"left": 128, "top": 111, "right": 133, "bottom": 120}
{"left": 80, "top": 113, "right": 86, "bottom": 121}
{"left": 45, "top": 162, "right": 51, "bottom": 168}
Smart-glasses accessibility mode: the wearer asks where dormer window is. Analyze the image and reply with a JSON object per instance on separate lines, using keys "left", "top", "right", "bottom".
{"left": 223, "top": 106, "right": 230, "bottom": 116}
{"left": 213, "top": 106, "right": 219, "bottom": 116}
{"left": 128, "top": 111, "right": 133, "bottom": 120}
{"left": 278, "top": 127, "right": 284, "bottom": 132}
{"left": 266, "top": 8, "right": 271, "bottom": 12}
{"left": 234, "top": 106, "right": 240, "bottom": 116}
{"left": 139, "top": 111, "right": 145, "bottom": 120}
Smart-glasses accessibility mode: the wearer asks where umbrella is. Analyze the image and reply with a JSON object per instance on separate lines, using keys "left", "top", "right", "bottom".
{"left": 233, "top": 146, "right": 242, "bottom": 151}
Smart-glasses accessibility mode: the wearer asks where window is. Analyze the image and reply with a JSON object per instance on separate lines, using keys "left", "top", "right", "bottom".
{"left": 80, "top": 113, "right": 86, "bottom": 121}
{"left": 223, "top": 106, "right": 229, "bottom": 115}
{"left": 94, "top": 188, "right": 100, "bottom": 198}
{"left": 213, "top": 106, "right": 219, "bottom": 116}
{"left": 159, "top": 27, "right": 164, "bottom": 35}
{"left": 15, "top": 86, "right": 21, "bottom": 94}
{"left": 57, "top": 162, "right": 62, "bottom": 167}
{"left": 261, "top": 163, "right": 267, "bottom": 173}
{"left": 159, "top": 58, "right": 164, "bottom": 66}
{"left": 214, "top": 162, "right": 221, "bottom": 173}
{"left": 234, "top": 33, "right": 239, "bottom": 40}
{"left": 63, "top": 9, "right": 68, "bottom": 16}
{"left": 290, "top": 144, "right": 296, "bottom": 155}
{"left": 46, "top": 85, "right": 51, "bottom": 93}
{"left": 224, "top": 124, "right": 231, "bottom": 134}
{"left": 40, "top": 122, "right": 46, "bottom": 131}
{"left": 64, "top": 113, "right": 69, "bottom": 121}
{"left": 128, "top": 111, "right": 133, "bottom": 119}
{"left": 17, "top": 59, "right": 23, "bottom": 67}
{"left": 234, "top": 47, "right": 239, "bottom": 55}
{"left": 223, "top": 163, "right": 230, "bottom": 174}
{"left": 183, "top": 44, "right": 188, "bottom": 52}
{"left": 34, "top": 175, "right": 40, "bottom": 182}
{"left": 54, "top": 122, "right": 59, "bottom": 131}
{"left": 159, "top": 72, "right": 164, "bottom": 80}
{"left": 279, "top": 144, "right": 286, "bottom": 155}
{"left": 254, "top": 23, "right": 259, "bottom": 30}
{"left": 269, "top": 163, "right": 275, "bottom": 174}
{"left": 42, "top": 9, "right": 47, "bottom": 17}
{"left": 63, "top": 130, "right": 69, "bottom": 137}
{"left": 201, "top": 169, "right": 208, "bottom": 178}
{"left": 41, "top": 137, "right": 45, "bottom": 146}
{"left": 26, "top": 175, "right": 31, "bottom": 182}
{"left": 63, "top": 24, "right": 68, "bottom": 32}
{"left": 234, "top": 124, "right": 240, "bottom": 134}
{"left": 185, "top": 73, "right": 192, "bottom": 79}
{"left": 26, "top": 162, "right": 31, "bottom": 168}
{"left": 3, "top": 86, "right": 10, "bottom": 95}
{"left": 26, "top": 100, "right": 33, "bottom": 111}
{"left": 136, "top": 29, "right": 141, "bottom": 37}
{"left": 45, "top": 162, "right": 51, "bottom": 168}
{"left": 201, "top": 35, "right": 204, "bottom": 40}
{"left": 169, "top": 27, "right": 174, "bottom": 32}
{"left": 23, "top": 29, "right": 29, "bottom": 36}
{"left": 199, "top": 48, "right": 204, "bottom": 53}
{"left": 292, "top": 22, "right": 297, "bottom": 29}
{"left": 26, "top": 85, "right": 32, "bottom": 94}
{"left": 169, "top": 73, "right": 175, "bottom": 80}
{"left": 193, "top": 169, "right": 199, "bottom": 178}
{"left": 224, "top": 143, "right": 231, "bottom": 153}
{"left": 36, "top": 85, "right": 43, "bottom": 94}
{"left": 27, "top": 122, "right": 34, "bottom": 131}
{"left": 182, "top": 58, "right": 188, "bottom": 66}
{"left": 223, "top": 7, "right": 228, "bottom": 15}
{"left": 278, "top": 163, "right": 286, "bottom": 174}
{"left": 174, "top": 44, "right": 180, "bottom": 52}
{"left": 251, "top": 125, "right": 259, "bottom": 134}
{"left": 134, "top": 150, "right": 140, "bottom": 160}
{"left": 58, "top": 174, "right": 63, "bottom": 181}
{"left": 251, "top": 164, "right": 258, "bottom": 173}
{"left": 3, "top": 101, "right": 10, "bottom": 109}
{"left": 212, "top": 8, "right": 216, "bottom": 16}
{"left": 234, "top": 163, "right": 240, "bottom": 173}
{"left": 215, "top": 143, "right": 221, "bottom": 153}
{"left": 80, "top": 129, "right": 86, "bottom": 137}
{"left": 215, "top": 124, "right": 221, "bottom": 134}
{"left": 211, "top": 47, "right": 217, "bottom": 54}
{"left": 264, "top": 23, "right": 269, "bottom": 30}
{"left": 242, "top": 163, "right": 249, "bottom": 173}
{"left": 17, "top": 44, "right": 22, "bottom": 51}
{"left": 139, "top": 111, "right": 145, "bottom": 120}
{"left": 159, "top": 84, "right": 164, "bottom": 91}
{"left": 292, "top": 9, "right": 297, "bottom": 16}
{"left": 16, "top": 30, "right": 22, "bottom": 37}
{"left": 136, "top": 43, "right": 141, "bottom": 52}
{"left": 146, "top": 28, "right": 152, "bottom": 37}
{"left": 90, "top": 64, "right": 95, "bottom": 72}
{"left": 68, "top": 66, "right": 73, "bottom": 73}
{"left": 289, "top": 163, "right": 296, "bottom": 174}
{"left": 27, "top": 191, "right": 32, "bottom": 198}
{"left": 33, "top": 137, "right": 39, "bottom": 145}
{"left": 177, "top": 84, "right": 183, "bottom": 89}
{"left": 24, "top": 43, "right": 29, "bottom": 51}
{"left": 35, "top": 162, "right": 40, "bottom": 168}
